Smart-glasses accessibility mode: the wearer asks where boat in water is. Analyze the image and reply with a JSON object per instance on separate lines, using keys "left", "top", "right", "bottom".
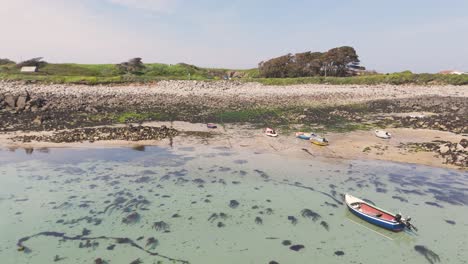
{"left": 264, "top": 128, "right": 278, "bottom": 137}
{"left": 310, "top": 133, "right": 329, "bottom": 146}
{"left": 375, "top": 130, "right": 391, "bottom": 139}
{"left": 345, "top": 194, "right": 416, "bottom": 232}
{"left": 295, "top": 132, "right": 313, "bottom": 140}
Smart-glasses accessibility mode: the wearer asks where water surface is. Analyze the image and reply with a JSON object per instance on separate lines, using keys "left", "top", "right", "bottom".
{"left": 0, "top": 146, "right": 467, "bottom": 264}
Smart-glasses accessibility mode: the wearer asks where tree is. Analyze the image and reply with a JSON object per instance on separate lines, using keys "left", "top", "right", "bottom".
{"left": 17, "top": 57, "right": 47, "bottom": 68}
{"left": 116, "top": 58, "right": 145, "bottom": 74}
{"left": 0, "top": 58, "right": 15, "bottom": 65}
{"left": 258, "top": 46, "right": 364, "bottom": 78}
{"left": 259, "top": 54, "right": 295, "bottom": 78}
{"left": 321, "top": 46, "right": 361, "bottom": 77}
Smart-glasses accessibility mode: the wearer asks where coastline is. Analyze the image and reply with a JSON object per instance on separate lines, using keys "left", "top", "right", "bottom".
{"left": 1, "top": 122, "right": 466, "bottom": 170}
{"left": 1, "top": 81, "right": 467, "bottom": 170}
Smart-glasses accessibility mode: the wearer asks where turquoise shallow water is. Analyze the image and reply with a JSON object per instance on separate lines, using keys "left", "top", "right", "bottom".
{"left": 0, "top": 146, "right": 467, "bottom": 264}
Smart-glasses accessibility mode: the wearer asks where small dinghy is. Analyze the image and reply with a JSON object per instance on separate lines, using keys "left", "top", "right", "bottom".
{"left": 264, "top": 128, "right": 278, "bottom": 137}
{"left": 295, "top": 132, "right": 313, "bottom": 140}
{"left": 207, "top": 123, "right": 217, "bottom": 129}
{"left": 310, "top": 133, "right": 329, "bottom": 146}
{"left": 375, "top": 130, "right": 391, "bottom": 139}
{"left": 345, "top": 194, "right": 417, "bottom": 232}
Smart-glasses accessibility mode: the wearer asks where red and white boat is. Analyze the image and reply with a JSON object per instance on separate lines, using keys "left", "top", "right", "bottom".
{"left": 264, "top": 128, "right": 278, "bottom": 137}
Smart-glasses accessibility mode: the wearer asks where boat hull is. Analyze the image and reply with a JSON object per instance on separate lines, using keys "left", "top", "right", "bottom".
{"left": 296, "top": 132, "right": 311, "bottom": 140}
{"left": 311, "top": 140, "right": 329, "bottom": 146}
{"left": 297, "top": 134, "right": 311, "bottom": 140}
{"left": 345, "top": 194, "right": 406, "bottom": 232}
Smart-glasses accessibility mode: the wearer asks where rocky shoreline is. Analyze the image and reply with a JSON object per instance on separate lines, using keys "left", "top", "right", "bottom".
{"left": 1, "top": 80, "right": 467, "bottom": 169}
{"left": 12, "top": 125, "right": 178, "bottom": 143}
{"left": 404, "top": 139, "right": 468, "bottom": 167}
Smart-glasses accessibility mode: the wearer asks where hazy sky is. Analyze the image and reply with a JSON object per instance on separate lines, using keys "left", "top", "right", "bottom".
{"left": 1, "top": 0, "right": 467, "bottom": 72}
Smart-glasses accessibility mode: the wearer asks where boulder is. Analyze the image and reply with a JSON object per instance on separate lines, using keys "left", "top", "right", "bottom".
{"left": 4, "top": 94, "right": 16, "bottom": 108}
{"left": 460, "top": 139, "right": 468, "bottom": 148}
{"left": 16, "top": 96, "right": 28, "bottom": 110}
{"left": 32, "top": 116, "right": 42, "bottom": 126}
{"left": 438, "top": 144, "right": 451, "bottom": 155}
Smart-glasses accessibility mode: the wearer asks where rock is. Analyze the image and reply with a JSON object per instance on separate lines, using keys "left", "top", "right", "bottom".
{"left": 16, "top": 96, "right": 28, "bottom": 110}
{"left": 32, "top": 116, "right": 42, "bottom": 126}
{"left": 438, "top": 144, "right": 451, "bottom": 155}
{"left": 460, "top": 139, "right": 468, "bottom": 148}
{"left": 4, "top": 94, "right": 16, "bottom": 108}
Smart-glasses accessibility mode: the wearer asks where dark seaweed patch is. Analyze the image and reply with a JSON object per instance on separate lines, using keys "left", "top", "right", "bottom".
{"left": 334, "top": 250, "right": 345, "bottom": 256}
{"left": 287, "top": 216, "right": 298, "bottom": 225}
{"left": 289, "top": 245, "right": 305, "bottom": 252}
{"left": 425, "top": 202, "right": 444, "bottom": 208}
{"left": 320, "top": 221, "right": 329, "bottom": 231}
{"left": 392, "top": 196, "right": 409, "bottom": 203}
{"left": 414, "top": 245, "right": 440, "bottom": 264}
{"left": 229, "top": 200, "right": 240, "bottom": 209}
{"left": 255, "top": 217, "right": 263, "bottom": 225}
{"left": 301, "top": 209, "right": 321, "bottom": 222}
{"left": 282, "top": 240, "right": 292, "bottom": 246}
{"left": 445, "top": 220, "right": 456, "bottom": 225}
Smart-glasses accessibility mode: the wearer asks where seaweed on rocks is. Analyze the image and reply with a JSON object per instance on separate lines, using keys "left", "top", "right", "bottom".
{"left": 392, "top": 196, "right": 409, "bottom": 203}
{"left": 282, "top": 240, "right": 292, "bottom": 246}
{"left": 217, "top": 222, "right": 225, "bottom": 228}
{"left": 219, "top": 212, "right": 228, "bottom": 220}
{"left": 16, "top": 231, "right": 189, "bottom": 263}
{"left": 324, "top": 202, "right": 338, "bottom": 208}
{"left": 289, "top": 245, "right": 305, "bottom": 252}
{"left": 445, "top": 220, "right": 456, "bottom": 225}
{"left": 425, "top": 202, "right": 444, "bottom": 208}
{"left": 265, "top": 208, "right": 274, "bottom": 215}
{"left": 301, "top": 209, "right": 321, "bottom": 222}
{"left": 334, "top": 251, "right": 345, "bottom": 256}
{"left": 414, "top": 245, "right": 440, "bottom": 264}
{"left": 152, "top": 221, "right": 170, "bottom": 232}
{"left": 320, "top": 221, "right": 329, "bottom": 231}
{"left": 255, "top": 217, "right": 263, "bottom": 225}
{"left": 130, "top": 258, "right": 143, "bottom": 264}
{"left": 145, "top": 237, "right": 159, "bottom": 250}
{"left": 229, "top": 200, "right": 240, "bottom": 209}
{"left": 287, "top": 216, "right": 298, "bottom": 225}
{"left": 122, "top": 212, "right": 141, "bottom": 225}
{"left": 208, "top": 213, "right": 218, "bottom": 222}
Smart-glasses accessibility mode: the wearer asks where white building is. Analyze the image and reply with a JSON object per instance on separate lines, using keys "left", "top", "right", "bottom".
{"left": 20, "top": 66, "right": 38, "bottom": 73}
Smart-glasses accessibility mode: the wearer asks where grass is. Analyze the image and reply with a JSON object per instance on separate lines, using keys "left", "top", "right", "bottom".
{"left": 2, "top": 62, "right": 467, "bottom": 85}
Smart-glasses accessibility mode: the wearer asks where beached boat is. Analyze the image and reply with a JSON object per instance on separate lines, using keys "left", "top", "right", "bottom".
{"left": 295, "top": 132, "right": 312, "bottom": 140}
{"left": 310, "top": 133, "right": 329, "bottom": 146}
{"left": 207, "top": 123, "right": 217, "bottom": 129}
{"left": 345, "top": 194, "right": 416, "bottom": 232}
{"left": 264, "top": 128, "right": 278, "bottom": 137}
{"left": 375, "top": 130, "right": 391, "bottom": 139}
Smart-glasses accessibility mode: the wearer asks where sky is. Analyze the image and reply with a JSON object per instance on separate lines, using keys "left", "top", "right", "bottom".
{"left": 1, "top": 0, "right": 467, "bottom": 73}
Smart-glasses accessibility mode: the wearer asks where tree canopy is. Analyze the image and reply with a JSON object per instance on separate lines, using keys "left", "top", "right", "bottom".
{"left": 116, "top": 58, "right": 145, "bottom": 74}
{"left": 0, "top": 58, "right": 15, "bottom": 65}
{"left": 17, "top": 57, "right": 47, "bottom": 68}
{"left": 259, "top": 46, "right": 364, "bottom": 78}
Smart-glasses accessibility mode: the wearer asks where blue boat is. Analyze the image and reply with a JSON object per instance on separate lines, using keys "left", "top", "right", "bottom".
{"left": 345, "top": 194, "right": 415, "bottom": 232}
{"left": 295, "top": 132, "right": 313, "bottom": 140}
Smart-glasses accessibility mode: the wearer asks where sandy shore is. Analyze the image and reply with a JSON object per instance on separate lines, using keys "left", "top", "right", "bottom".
{"left": 1, "top": 121, "right": 466, "bottom": 170}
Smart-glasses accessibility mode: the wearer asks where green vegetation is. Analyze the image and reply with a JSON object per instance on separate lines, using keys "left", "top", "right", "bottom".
{"left": 247, "top": 72, "right": 468, "bottom": 86}
{"left": 1, "top": 58, "right": 467, "bottom": 85}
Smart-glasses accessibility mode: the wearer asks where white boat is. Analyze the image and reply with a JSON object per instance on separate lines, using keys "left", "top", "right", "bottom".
{"left": 375, "top": 130, "right": 391, "bottom": 139}
{"left": 264, "top": 128, "right": 278, "bottom": 137}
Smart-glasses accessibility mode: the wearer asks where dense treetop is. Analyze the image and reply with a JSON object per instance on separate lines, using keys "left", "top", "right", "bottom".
{"left": 258, "top": 46, "right": 365, "bottom": 78}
